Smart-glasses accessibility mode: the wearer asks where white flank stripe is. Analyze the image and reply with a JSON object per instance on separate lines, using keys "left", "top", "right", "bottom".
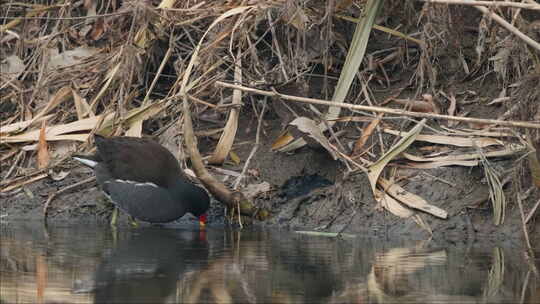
{"left": 73, "top": 157, "right": 98, "bottom": 168}
{"left": 114, "top": 179, "right": 159, "bottom": 188}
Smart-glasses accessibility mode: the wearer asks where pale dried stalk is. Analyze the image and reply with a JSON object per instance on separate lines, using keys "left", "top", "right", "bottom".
{"left": 215, "top": 82, "right": 540, "bottom": 129}
{"left": 208, "top": 50, "right": 243, "bottom": 164}
{"left": 420, "top": 0, "right": 540, "bottom": 10}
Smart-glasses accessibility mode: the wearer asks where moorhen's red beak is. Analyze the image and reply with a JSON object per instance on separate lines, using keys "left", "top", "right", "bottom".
{"left": 198, "top": 214, "right": 207, "bottom": 228}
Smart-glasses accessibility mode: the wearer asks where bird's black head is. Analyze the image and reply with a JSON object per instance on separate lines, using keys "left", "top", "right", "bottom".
{"left": 188, "top": 186, "right": 210, "bottom": 217}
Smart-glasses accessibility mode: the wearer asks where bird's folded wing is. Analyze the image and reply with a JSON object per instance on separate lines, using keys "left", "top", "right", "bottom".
{"left": 103, "top": 180, "right": 186, "bottom": 223}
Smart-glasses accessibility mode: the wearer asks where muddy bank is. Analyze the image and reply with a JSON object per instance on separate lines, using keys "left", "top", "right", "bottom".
{"left": 1, "top": 112, "right": 538, "bottom": 245}
{"left": 2, "top": 2, "right": 540, "bottom": 247}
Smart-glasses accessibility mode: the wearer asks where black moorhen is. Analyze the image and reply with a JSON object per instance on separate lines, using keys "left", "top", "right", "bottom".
{"left": 73, "top": 134, "right": 210, "bottom": 227}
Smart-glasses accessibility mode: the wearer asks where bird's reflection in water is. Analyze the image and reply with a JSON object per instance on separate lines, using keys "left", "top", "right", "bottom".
{"left": 92, "top": 228, "right": 208, "bottom": 304}
{"left": 1, "top": 224, "right": 539, "bottom": 303}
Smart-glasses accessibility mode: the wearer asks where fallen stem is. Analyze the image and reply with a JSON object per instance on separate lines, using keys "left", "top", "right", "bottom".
{"left": 215, "top": 81, "right": 540, "bottom": 129}
{"left": 418, "top": 0, "right": 540, "bottom": 11}
{"left": 182, "top": 95, "right": 269, "bottom": 220}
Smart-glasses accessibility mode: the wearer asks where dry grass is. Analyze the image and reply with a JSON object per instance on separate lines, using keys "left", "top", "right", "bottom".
{"left": 1, "top": 0, "right": 540, "bottom": 227}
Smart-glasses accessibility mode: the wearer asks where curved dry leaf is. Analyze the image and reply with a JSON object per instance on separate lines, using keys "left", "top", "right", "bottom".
{"left": 271, "top": 131, "right": 294, "bottom": 151}
{"left": 401, "top": 146, "right": 523, "bottom": 162}
{"left": 178, "top": 6, "right": 253, "bottom": 165}
{"left": 180, "top": 6, "right": 254, "bottom": 93}
{"left": 379, "top": 177, "right": 448, "bottom": 219}
{"left": 376, "top": 188, "right": 414, "bottom": 218}
{"left": 72, "top": 88, "right": 94, "bottom": 119}
{"left": 290, "top": 117, "right": 338, "bottom": 160}
{"left": 34, "top": 86, "right": 72, "bottom": 122}
{"left": 2, "top": 113, "right": 115, "bottom": 144}
{"left": 229, "top": 151, "right": 241, "bottom": 165}
{"left": 368, "top": 119, "right": 426, "bottom": 194}
{"left": 158, "top": 0, "right": 176, "bottom": 9}
{"left": 276, "top": 1, "right": 382, "bottom": 152}
{"left": 88, "top": 63, "right": 120, "bottom": 113}
{"left": 1, "top": 114, "right": 54, "bottom": 134}
{"left": 352, "top": 113, "right": 382, "bottom": 156}
{"left": 208, "top": 51, "right": 243, "bottom": 165}
{"left": 404, "top": 160, "right": 479, "bottom": 168}
{"left": 125, "top": 120, "right": 142, "bottom": 137}
{"left": 384, "top": 129, "right": 503, "bottom": 148}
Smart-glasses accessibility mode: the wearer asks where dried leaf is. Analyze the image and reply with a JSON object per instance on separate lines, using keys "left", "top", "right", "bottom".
{"left": 368, "top": 119, "right": 425, "bottom": 217}
{"left": 229, "top": 151, "right": 241, "bottom": 165}
{"left": 376, "top": 188, "right": 414, "bottom": 218}
{"left": 278, "top": 1, "right": 383, "bottom": 152}
{"left": 352, "top": 113, "right": 382, "bottom": 156}
{"left": 271, "top": 131, "right": 295, "bottom": 151}
{"left": 2, "top": 112, "right": 115, "bottom": 143}
{"left": 404, "top": 160, "right": 479, "bottom": 168}
{"left": 32, "top": 86, "right": 72, "bottom": 126}
{"left": 384, "top": 129, "right": 503, "bottom": 148}
{"left": 125, "top": 120, "right": 142, "bottom": 137}
{"left": 401, "top": 146, "right": 523, "bottom": 163}
{"left": 158, "top": 0, "right": 176, "bottom": 9}
{"left": 208, "top": 50, "right": 243, "bottom": 165}
{"left": 290, "top": 117, "right": 338, "bottom": 160}
{"left": 480, "top": 154, "right": 506, "bottom": 225}
{"left": 88, "top": 63, "right": 120, "bottom": 112}
{"left": 72, "top": 88, "right": 94, "bottom": 119}
{"left": 379, "top": 177, "right": 448, "bottom": 219}
{"left": 368, "top": 120, "right": 426, "bottom": 191}
{"left": 37, "top": 121, "right": 50, "bottom": 169}
{"left": 1, "top": 114, "right": 54, "bottom": 135}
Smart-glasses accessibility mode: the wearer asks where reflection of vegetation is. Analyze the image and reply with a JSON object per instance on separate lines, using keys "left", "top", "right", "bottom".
{"left": 2, "top": 228, "right": 539, "bottom": 303}
{"left": 484, "top": 247, "right": 505, "bottom": 300}
{"left": 1, "top": 237, "right": 95, "bottom": 304}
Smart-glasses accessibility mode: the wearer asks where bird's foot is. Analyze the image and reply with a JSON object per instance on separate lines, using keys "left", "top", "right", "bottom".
{"left": 128, "top": 216, "right": 139, "bottom": 228}
{"left": 110, "top": 208, "right": 118, "bottom": 227}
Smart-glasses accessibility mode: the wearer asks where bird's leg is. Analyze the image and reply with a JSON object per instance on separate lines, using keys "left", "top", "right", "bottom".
{"left": 128, "top": 216, "right": 138, "bottom": 228}
{"left": 110, "top": 208, "right": 118, "bottom": 227}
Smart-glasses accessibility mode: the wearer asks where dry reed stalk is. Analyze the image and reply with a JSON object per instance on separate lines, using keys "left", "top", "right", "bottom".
{"left": 215, "top": 81, "right": 540, "bottom": 129}
{"left": 419, "top": 0, "right": 540, "bottom": 10}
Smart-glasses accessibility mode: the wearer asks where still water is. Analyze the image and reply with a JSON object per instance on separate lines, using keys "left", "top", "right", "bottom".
{"left": 1, "top": 223, "right": 539, "bottom": 304}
